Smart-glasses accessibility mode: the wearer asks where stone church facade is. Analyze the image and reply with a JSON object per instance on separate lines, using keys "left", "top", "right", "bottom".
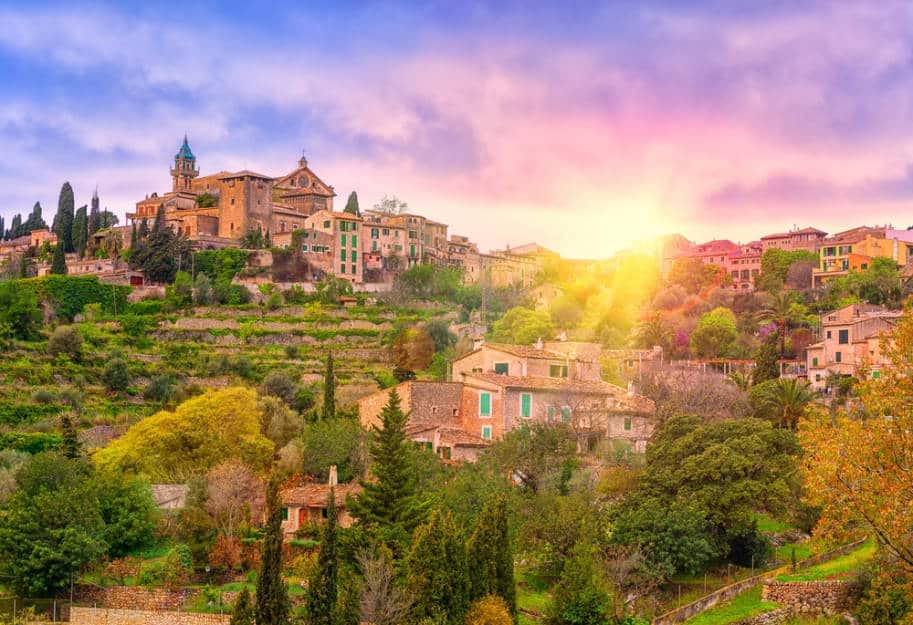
{"left": 128, "top": 137, "right": 335, "bottom": 247}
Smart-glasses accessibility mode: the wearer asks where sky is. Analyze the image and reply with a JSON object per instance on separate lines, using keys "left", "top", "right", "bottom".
{"left": 2, "top": 1, "right": 913, "bottom": 258}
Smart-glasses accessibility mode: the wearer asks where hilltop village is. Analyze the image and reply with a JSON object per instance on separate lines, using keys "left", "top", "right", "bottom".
{"left": 0, "top": 138, "right": 911, "bottom": 625}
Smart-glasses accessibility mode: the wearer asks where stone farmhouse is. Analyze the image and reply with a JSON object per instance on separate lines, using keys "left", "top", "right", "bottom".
{"left": 280, "top": 467, "right": 360, "bottom": 537}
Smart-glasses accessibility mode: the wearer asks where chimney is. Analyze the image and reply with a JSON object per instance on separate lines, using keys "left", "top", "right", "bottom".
{"left": 627, "top": 381, "right": 635, "bottom": 396}
{"left": 328, "top": 465, "right": 338, "bottom": 487}
{"left": 535, "top": 337, "right": 544, "bottom": 350}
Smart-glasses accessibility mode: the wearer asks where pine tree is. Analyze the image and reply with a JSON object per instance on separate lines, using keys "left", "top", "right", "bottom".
{"left": 753, "top": 333, "right": 780, "bottom": 385}
{"left": 349, "top": 389, "right": 425, "bottom": 552}
{"left": 230, "top": 588, "right": 255, "bottom": 625}
{"left": 407, "top": 509, "right": 471, "bottom": 625}
{"left": 51, "top": 243, "right": 67, "bottom": 275}
{"left": 256, "top": 477, "right": 290, "bottom": 625}
{"left": 304, "top": 489, "right": 338, "bottom": 625}
{"left": 343, "top": 191, "right": 360, "bottom": 216}
{"left": 72, "top": 205, "right": 89, "bottom": 259}
{"left": 55, "top": 182, "right": 75, "bottom": 253}
{"left": 60, "top": 413, "right": 81, "bottom": 459}
{"left": 322, "top": 352, "right": 336, "bottom": 420}
{"left": 468, "top": 495, "right": 516, "bottom": 614}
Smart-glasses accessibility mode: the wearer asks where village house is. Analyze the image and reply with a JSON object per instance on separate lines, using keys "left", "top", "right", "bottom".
{"left": 812, "top": 226, "right": 913, "bottom": 287}
{"left": 303, "top": 209, "right": 364, "bottom": 284}
{"left": 280, "top": 467, "right": 360, "bottom": 537}
{"left": 451, "top": 340, "right": 602, "bottom": 382}
{"left": 806, "top": 303, "right": 901, "bottom": 391}
{"left": 601, "top": 346, "right": 665, "bottom": 381}
{"left": 723, "top": 241, "right": 763, "bottom": 291}
{"left": 759, "top": 226, "right": 827, "bottom": 253}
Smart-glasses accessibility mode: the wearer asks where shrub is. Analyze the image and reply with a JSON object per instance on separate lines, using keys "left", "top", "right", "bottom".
{"left": 144, "top": 374, "right": 181, "bottom": 404}
{"left": 47, "top": 325, "right": 83, "bottom": 360}
{"left": 259, "top": 370, "right": 300, "bottom": 406}
{"left": 102, "top": 357, "right": 132, "bottom": 392}
{"left": 466, "top": 595, "right": 512, "bottom": 625}
{"left": 31, "top": 389, "right": 57, "bottom": 405}
{"left": 284, "top": 344, "right": 300, "bottom": 359}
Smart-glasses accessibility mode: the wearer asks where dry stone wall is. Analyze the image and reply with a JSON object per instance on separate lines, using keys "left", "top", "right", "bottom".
{"left": 762, "top": 581, "right": 853, "bottom": 613}
{"left": 71, "top": 607, "right": 228, "bottom": 625}
{"left": 75, "top": 587, "right": 198, "bottom": 611}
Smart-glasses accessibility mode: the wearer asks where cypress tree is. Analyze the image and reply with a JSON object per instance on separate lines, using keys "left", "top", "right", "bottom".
{"left": 304, "top": 489, "right": 338, "bottom": 625}
{"left": 256, "top": 477, "right": 290, "bottom": 625}
{"left": 88, "top": 190, "right": 101, "bottom": 235}
{"left": 0, "top": 216, "right": 4, "bottom": 240}
{"left": 25, "top": 202, "right": 48, "bottom": 233}
{"left": 349, "top": 388, "right": 425, "bottom": 552}
{"left": 407, "top": 510, "right": 470, "bottom": 624}
{"left": 152, "top": 204, "right": 166, "bottom": 233}
{"left": 60, "top": 413, "right": 81, "bottom": 459}
{"left": 73, "top": 205, "right": 89, "bottom": 259}
{"left": 322, "top": 352, "right": 336, "bottom": 420}
{"left": 468, "top": 495, "right": 516, "bottom": 614}
{"left": 753, "top": 333, "right": 780, "bottom": 385}
{"left": 138, "top": 218, "right": 150, "bottom": 240}
{"left": 10, "top": 214, "right": 21, "bottom": 239}
{"left": 343, "top": 191, "right": 360, "bottom": 216}
{"left": 55, "top": 182, "right": 75, "bottom": 253}
{"left": 51, "top": 242, "right": 67, "bottom": 275}
{"left": 230, "top": 588, "right": 254, "bottom": 625}
{"left": 130, "top": 223, "right": 138, "bottom": 249}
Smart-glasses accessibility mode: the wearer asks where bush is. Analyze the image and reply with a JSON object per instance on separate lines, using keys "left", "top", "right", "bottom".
{"left": 259, "top": 370, "right": 299, "bottom": 406}
{"left": 726, "top": 522, "right": 772, "bottom": 568}
{"left": 13, "top": 275, "right": 129, "bottom": 320}
{"left": 31, "top": 389, "right": 57, "bottom": 405}
{"left": 102, "top": 357, "right": 132, "bottom": 392}
{"left": 465, "top": 595, "right": 512, "bottom": 625}
{"left": 47, "top": 325, "right": 83, "bottom": 360}
{"left": 144, "top": 374, "right": 180, "bottom": 404}
{"left": 284, "top": 344, "right": 300, "bottom": 359}
{"left": 0, "top": 282, "right": 42, "bottom": 340}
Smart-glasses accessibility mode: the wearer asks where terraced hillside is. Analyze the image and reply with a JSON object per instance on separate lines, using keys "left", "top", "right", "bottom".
{"left": 0, "top": 299, "right": 457, "bottom": 453}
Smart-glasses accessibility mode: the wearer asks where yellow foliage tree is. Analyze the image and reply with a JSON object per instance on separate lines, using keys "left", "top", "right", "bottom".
{"left": 94, "top": 387, "right": 275, "bottom": 481}
{"left": 464, "top": 595, "right": 512, "bottom": 625}
{"left": 800, "top": 305, "right": 913, "bottom": 572}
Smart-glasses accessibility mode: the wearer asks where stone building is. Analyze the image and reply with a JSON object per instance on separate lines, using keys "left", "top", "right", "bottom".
{"left": 280, "top": 468, "right": 360, "bottom": 536}
{"left": 452, "top": 341, "right": 602, "bottom": 382}
{"left": 129, "top": 138, "right": 335, "bottom": 247}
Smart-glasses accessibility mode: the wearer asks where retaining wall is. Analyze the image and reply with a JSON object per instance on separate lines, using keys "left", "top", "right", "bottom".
{"left": 762, "top": 581, "right": 854, "bottom": 613}
{"left": 70, "top": 607, "right": 228, "bottom": 625}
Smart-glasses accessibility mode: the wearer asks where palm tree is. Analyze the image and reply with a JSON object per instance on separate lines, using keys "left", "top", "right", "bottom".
{"left": 727, "top": 370, "right": 753, "bottom": 391}
{"left": 754, "top": 378, "right": 816, "bottom": 430}
{"left": 632, "top": 313, "right": 670, "bottom": 350}
{"left": 756, "top": 292, "right": 799, "bottom": 356}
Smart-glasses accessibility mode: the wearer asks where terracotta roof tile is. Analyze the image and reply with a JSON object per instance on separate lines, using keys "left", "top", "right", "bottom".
{"left": 281, "top": 482, "right": 361, "bottom": 507}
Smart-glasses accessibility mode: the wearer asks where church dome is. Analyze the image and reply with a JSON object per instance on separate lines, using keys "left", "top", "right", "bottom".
{"left": 175, "top": 135, "right": 195, "bottom": 160}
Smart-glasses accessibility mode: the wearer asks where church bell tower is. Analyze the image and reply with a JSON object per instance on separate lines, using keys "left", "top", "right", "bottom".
{"left": 171, "top": 135, "right": 199, "bottom": 192}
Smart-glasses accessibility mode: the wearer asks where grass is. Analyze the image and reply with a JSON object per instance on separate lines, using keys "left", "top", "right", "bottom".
{"left": 683, "top": 586, "right": 779, "bottom": 625}
{"left": 775, "top": 541, "right": 813, "bottom": 564}
{"left": 776, "top": 538, "right": 875, "bottom": 582}
{"left": 516, "top": 568, "right": 551, "bottom": 618}
{"left": 753, "top": 513, "right": 794, "bottom": 534}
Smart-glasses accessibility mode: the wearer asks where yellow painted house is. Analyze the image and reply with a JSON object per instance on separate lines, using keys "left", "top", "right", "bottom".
{"left": 812, "top": 227, "right": 913, "bottom": 287}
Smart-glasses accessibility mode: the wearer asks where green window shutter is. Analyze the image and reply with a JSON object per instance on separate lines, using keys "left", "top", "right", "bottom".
{"left": 281, "top": 507, "right": 289, "bottom": 521}
{"left": 340, "top": 249, "right": 346, "bottom": 261}
{"left": 481, "top": 426, "right": 492, "bottom": 440}
{"left": 372, "top": 241, "right": 378, "bottom": 251}
{"left": 480, "top": 392, "right": 491, "bottom": 416}
{"left": 351, "top": 264, "right": 356, "bottom": 274}
{"left": 812, "top": 357, "right": 818, "bottom": 367}
{"left": 561, "top": 407, "right": 570, "bottom": 423}
{"left": 340, "top": 264, "right": 346, "bottom": 274}
{"left": 351, "top": 250, "right": 357, "bottom": 262}
{"left": 351, "top": 235, "right": 357, "bottom": 247}
{"left": 494, "top": 362, "right": 508, "bottom": 374}
{"left": 341, "top": 234, "right": 347, "bottom": 246}
{"left": 872, "top": 370, "right": 881, "bottom": 379}
{"left": 547, "top": 406, "right": 555, "bottom": 421}
{"left": 521, "top": 393, "right": 531, "bottom": 418}
{"left": 323, "top": 220, "right": 330, "bottom": 228}
{"left": 624, "top": 416, "right": 632, "bottom": 431}
{"left": 302, "top": 244, "right": 308, "bottom": 252}
{"left": 835, "top": 351, "right": 842, "bottom": 363}
{"left": 425, "top": 441, "right": 433, "bottom": 450}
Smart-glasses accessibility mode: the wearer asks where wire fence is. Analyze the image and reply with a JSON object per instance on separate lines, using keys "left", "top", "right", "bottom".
{"left": 0, "top": 598, "right": 94, "bottom": 622}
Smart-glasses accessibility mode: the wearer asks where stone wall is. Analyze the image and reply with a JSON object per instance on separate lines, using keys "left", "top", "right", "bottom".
{"left": 75, "top": 587, "right": 198, "bottom": 611}
{"left": 762, "top": 581, "right": 853, "bottom": 613}
{"left": 71, "top": 607, "right": 228, "bottom": 625}
{"left": 731, "top": 608, "right": 793, "bottom": 625}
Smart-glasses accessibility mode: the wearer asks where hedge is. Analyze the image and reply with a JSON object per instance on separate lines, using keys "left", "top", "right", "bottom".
{"left": 15, "top": 275, "right": 131, "bottom": 320}
{"left": 0, "top": 403, "right": 63, "bottom": 426}
{"left": 0, "top": 432, "right": 62, "bottom": 454}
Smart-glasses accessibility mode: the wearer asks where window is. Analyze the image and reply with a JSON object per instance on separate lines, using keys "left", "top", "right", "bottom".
{"left": 410, "top": 244, "right": 417, "bottom": 257}
{"left": 351, "top": 264, "right": 356, "bottom": 274}
{"left": 520, "top": 393, "right": 532, "bottom": 418}
{"left": 382, "top": 228, "right": 389, "bottom": 235}
{"left": 323, "top": 220, "right": 330, "bottom": 228}
{"left": 301, "top": 244, "right": 309, "bottom": 252}
{"left": 441, "top": 446, "right": 452, "bottom": 460}
{"left": 481, "top": 426, "right": 492, "bottom": 441}
{"left": 812, "top": 357, "right": 818, "bottom": 367}
{"left": 826, "top": 331, "right": 832, "bottom": 339}
{"left": 547, "top": 406, "right": 555, "bottom": 421}
{"left": 341, "top": 249, "right": 346, "bottom": 261}
{"left": 371, "top": 228, "right": 379, "bottom": 239}
{"left": 409, "top": 230, "right": 417, "bottom": 239}
{"left": 623, "top": 416, "right": 632, "bottom": 431}
{"left": 372, "top": 241, "right": 378, "bottom": 252}
{"left": 561, "top": 407, "right": 571, "bottom": 424}
{"left": 549, "top": 364, "right": 569, "bottom": 378}
{"left": 479, "top": 392, "right": 491, "bottom": 417}
{"left": 424, "top": 441, "right": 433, "bottom": 451}
{"left": 493, "top": 362, "right": 509, "bottom": 375}
{"left": 835, "top": 351, "right": 842, "bottom": 363}
{"left": 281, "top": 507, "right": 289, "bottom": 521}
{"left": 351, "top": 235, "right": 357, "bottom": 247}
{"left": 340, "top": 264, "right": 346, "bottom": 274}
{"left": 838, "top": 329, "right": 849, "bottom": 344}
{"left": 341, "top": 234, "right": 347, "bottom": 247}
{"left": 351, "top": 250, "right": 357, "bottom": 262}
{"left": 873, "top": 370, "right": 881, "bottom": 379}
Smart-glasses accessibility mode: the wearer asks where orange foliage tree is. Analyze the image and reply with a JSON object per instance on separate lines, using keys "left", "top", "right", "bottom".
{"left": 800, "top": 305, "right": 913, "bottom": 572}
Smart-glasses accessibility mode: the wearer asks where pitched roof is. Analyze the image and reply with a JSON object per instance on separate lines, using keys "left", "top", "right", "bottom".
{"left": 218, "top": 170, "right": 273, "bottom": 180}
{"left": 479, "top": 342, "right": 569, "bottom": 359}
{"left": 151, "top": 484, "right": 189, "bottom": 509}
{"left": 281, "top": 481, "right": 361, "bottom": 508}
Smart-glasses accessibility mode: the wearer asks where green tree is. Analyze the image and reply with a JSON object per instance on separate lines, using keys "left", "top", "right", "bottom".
{"left": 546, "top": 541, "right": 613, "bottom": 625}
{"left": 757, "top": 292, "right": 803, "bottom": 355}
{"left": 304, "top": 489, "right": 338, "bottom": 625}
{"left": 322, "top": 352, "right": 336, "bottom": 420}
{"left": 749, "top": 378, "right": 815, "bottom": 430}
{"left": 102, "top": 357, "right": 132, "bottom": 393}
{"left": 55, "top": 182, "right": 75, "bottom": 253}
{"left": 0, "top": 453, "right": 106, "bottom": 596}
{"left": 72, "top": 205, "right": 88, "bottom": 259}
{"left": 667, "top": 257, "right": 725, "bottom": 294}
{"left": 407, "top": 509, "right": 471, "bottom": 625}
{"left": 95, "top": 474, "right": 158, "bottom": 558}
{"left": 256, "top": 478, "right": 291, "bottom": 625}
{"left": 349, "top": 389, "right": 425, "bottom": 552}
{"left": 0, "top": 282, "right": 42, "bottom": 340}
{"left": 48, "top": 325, "right": 83, "bottom": 360}
{"left": 344, "top": 191, "right": 360, "bottom": 216}
{"left": 129, "top": 205, "right": 191, "bottom": 283}
{"left": 51, "top": 242, "right": 67, "bottom": 275}
{"left": 231, "top": 588, "right": 255, "bottom": 625}
{"left": 753, "top": 333, "right": 780, "bottom": 385}
{"left": 487, "top": 423, "right": 576, "bottom": 495}
{"left": 315, "top": 275, "right": 353, "bottom": 305}
{"left": 60, "top": 413, "right": 81, "bottom": 459}
{"left": 300, "top": 417, "right": 365, "bottom": 483}
{"left": 690, "top": 307, "right": 738, "bottom": 358}
{"left": 490, "top": 307, "right": 553, "bottom": 345}
{"left": 757, "top": 248, "right": 818, "bottom": 292}
{"left": 391, "top": 327, "right": 435, "bottom": 372}
{"left": 632, "top": 313, "right": 670, "bottom": 351}
{"left": 424, "top": 318, "right": 456, "bottom": 353}
{"left": 467, "top": 496, "right": 516, "bottom": 614}
{"left": 166, "top": 271, "right": 194, "bottom": 308}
